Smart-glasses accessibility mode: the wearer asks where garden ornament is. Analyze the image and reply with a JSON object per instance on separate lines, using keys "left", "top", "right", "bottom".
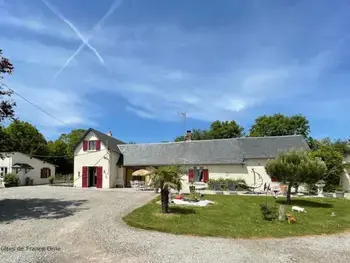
{"left": 292, "top": 206, "right": 306, "bottom": 213}
{"left": 286, "top": 213, "right": 297, "bottom": 224}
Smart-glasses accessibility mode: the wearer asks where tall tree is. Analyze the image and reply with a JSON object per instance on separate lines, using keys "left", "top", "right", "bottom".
{"left": 249, "top": 114, "right": 310, "bottom": 138}
{"left": 328, "top": 139, "right": 350, "bottom": 156}
{"left": 0, "top": 126, "right": 12, "bottom": 152}
{"left": 174, "top": 120, "right": 244, "bottom": 141}
{"left": 0, "top": 49, "right": 15, "bottom": 124}
{"left": 209, "top": 120, "right": 244, "bottom": 139}
{"left": 310, "top": 145, "right": 345, "bottom": 192}
{"left": 306, "top": 136, "right": 320, "bottom": 151}
{"left": 5, "top": 120, "right": 49, "bottom": 155}
{"left": 47, "top": 129, "right": 86, "bottom": 174}
{"left": 265, "top": 149, "right": 326, "bottom": 204}
{"left": 47, "top": 139, "right": 70, "bottom": 174}
{"left": 57, "top": 129, "right": 86, "bottom": 157}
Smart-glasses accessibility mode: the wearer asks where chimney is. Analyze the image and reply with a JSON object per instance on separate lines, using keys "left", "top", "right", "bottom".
{"left": 107, "top": 130, "right": 112, "bottom": 136}
{"left": 185, "top": 130, "right": 191, "bottom": 141}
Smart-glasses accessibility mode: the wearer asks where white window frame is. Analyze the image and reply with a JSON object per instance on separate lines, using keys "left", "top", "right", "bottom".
{"left": 0, "top": 167, "right": 8, "bottom": 177}
{"left": 88, "top": 140, "right": 97, "bottom": 151}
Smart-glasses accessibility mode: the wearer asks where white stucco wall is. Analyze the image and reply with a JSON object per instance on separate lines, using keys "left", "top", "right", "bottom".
{"left": 180, "top": 159, "right": 273, "bottom": 192}
{"left": 116, "top": 166, "right": 124, "bottom": 187}
{"left": 73, "top": 131, "right": 111, "bottom": 188}
{"left": 109, "top": 151, "right": 121, "bottom": 188}
{"left": 0, "top": 152, "right": 55, "bottom": 186}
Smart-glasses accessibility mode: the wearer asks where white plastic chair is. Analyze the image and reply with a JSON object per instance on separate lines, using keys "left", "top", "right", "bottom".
{"left": 138, "top": 181, "right": 146, "bottom": 191}
{"left": 130, "top": 180, "right": 138, "bottom": 188}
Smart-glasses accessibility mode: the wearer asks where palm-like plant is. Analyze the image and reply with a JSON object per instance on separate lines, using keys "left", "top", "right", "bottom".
{"left": 149, "top": 165, "right": 183, "bottom": 213}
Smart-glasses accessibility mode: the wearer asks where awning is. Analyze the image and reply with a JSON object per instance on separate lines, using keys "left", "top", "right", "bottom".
{"left": 12, "top": 163, "right": 34, "bottom": 169}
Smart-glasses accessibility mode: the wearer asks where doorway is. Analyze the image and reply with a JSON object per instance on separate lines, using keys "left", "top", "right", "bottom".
{"left": 88, "top": 167, "right": 97, "bottom": 187}
{"left": 126, "top": 168, "right": 133, "bottom": 187}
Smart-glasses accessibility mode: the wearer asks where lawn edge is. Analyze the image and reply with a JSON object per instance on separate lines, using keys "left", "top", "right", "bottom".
{"left": 122, "top": 196, "right": 350, "bottom": 240}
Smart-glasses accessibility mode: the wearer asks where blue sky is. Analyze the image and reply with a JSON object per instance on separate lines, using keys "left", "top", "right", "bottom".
{"left": 1, "top": 0, "right": 350, "bottom": 142}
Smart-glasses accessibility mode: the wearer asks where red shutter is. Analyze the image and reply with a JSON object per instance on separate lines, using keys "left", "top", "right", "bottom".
{"left": 96, "top": 140, "right": 101, "bottom": 151}
{"left": 188, "top": 169, "right": 194, "bottom": 182}
{"left": 96, "top": 167, "right": 103, "bottom": 188}
{"left": 203, "top": 169, "right": 209, "bottom": 183}
{"left": 82, "top": 166, "right": 88, "bottom": 188}
{"left": 83, "top": 140, "right": 88, "bottom": 151}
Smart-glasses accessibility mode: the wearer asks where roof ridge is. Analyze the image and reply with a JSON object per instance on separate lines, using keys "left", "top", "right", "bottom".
{"left": 117, "top": 135, "right": 304, "bottom": 146}
{"left": 238, "top": 135, "right": 303, "bottom": 140}
{"left": 91, "top": 129, "right": 125, "bottom": 144}
{"left": 117, "top": 138, "right": 240, "bottom": 146}
{"left": 0, "top": 152, "right": 56, "bottom": 166}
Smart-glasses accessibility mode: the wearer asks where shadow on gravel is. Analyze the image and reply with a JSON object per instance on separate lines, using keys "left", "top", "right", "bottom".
{"left": 0, "top": 198, "right": 88, "bottom": 224}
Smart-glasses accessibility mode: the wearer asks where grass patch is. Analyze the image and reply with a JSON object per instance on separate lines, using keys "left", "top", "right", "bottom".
{"left": 123, "top": 195, "right": 350, "bottom": 238}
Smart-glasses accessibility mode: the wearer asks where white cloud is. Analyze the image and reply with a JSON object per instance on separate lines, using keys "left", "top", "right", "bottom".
{"left": 9, "top": 82, "right": 99, "bottom": 135}
{"left": 0, "top": 37, "right": 79, "bottom": 69}
{"left": 0, "top": 10, "right": 78, "bottom": 41}
{"left": 2, "top": 0, "right": 350, "bottom": 139}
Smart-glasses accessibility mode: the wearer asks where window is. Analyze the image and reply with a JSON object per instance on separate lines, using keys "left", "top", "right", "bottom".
{"left": 0, "top": 167, "right": 8, "bottom": 177}
{"left": 88, "top": 140, "right": 96, "bottom": 150}
{"left": 189, "top": 167, "right": 209, "bottom": 183}
{"left": 40, "top": 168, "right": 51, "bottom": 179}
{"left": 194, "top": 167, "right": 204, "bottom": 182}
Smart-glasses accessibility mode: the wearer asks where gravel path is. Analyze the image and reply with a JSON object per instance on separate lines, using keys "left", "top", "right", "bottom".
{"left": 0, "top": 186, "right": 349, "bottom": 263}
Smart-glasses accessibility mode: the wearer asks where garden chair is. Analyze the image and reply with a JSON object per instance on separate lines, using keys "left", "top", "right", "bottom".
{"left": 227, "top": 183, "right": 237, "bottom": 195}
{"left": 130, "top": 180, "right": 138, "bottom": 189}
{"left": 138, "top": 181, "right": 146, "bottom": 191}
{"left": 213, "top": 182, "right": 224, "bottom": 195}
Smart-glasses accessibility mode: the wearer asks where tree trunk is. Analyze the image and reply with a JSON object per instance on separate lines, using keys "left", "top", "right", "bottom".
{"left": 160, "top": 189, "right": 169, "bottom": 213}
{"left": 286, "top": 183, "right": 292, "bottom": 204}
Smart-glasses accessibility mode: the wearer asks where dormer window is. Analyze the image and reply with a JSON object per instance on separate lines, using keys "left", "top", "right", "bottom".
{"left": 83, "top": 140, "right": 101, "bottom": 151}
{"left": 88, "top": 140, "right": 97, "bottom": 151}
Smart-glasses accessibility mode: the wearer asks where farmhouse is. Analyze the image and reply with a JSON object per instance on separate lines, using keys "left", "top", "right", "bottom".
{"left": 73, "top": 128, "right": 309, "bottom": 190}
{"left": 0, "top": 152, "right": 56, "bottom": 186}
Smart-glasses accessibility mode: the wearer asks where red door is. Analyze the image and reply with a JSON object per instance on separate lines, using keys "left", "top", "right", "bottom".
{"left": 82, "top": 166, "right": 88, "bottom": 188}
{"left": 203, "top": 169, "right": 209, "bottom": 183}
{"left": 96, "top": 166, "right": 103, "bottom": 188}
{"left": 188, "top": 169, "right": 194, "bottom": 182}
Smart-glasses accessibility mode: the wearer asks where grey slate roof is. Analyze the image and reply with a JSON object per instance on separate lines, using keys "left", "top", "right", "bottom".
{"left": 74, "top": 128, "right": 125, "bottom": 153}
{"left": 117, "top": 135, "right": 309, "bottom": 166}
{"left": 91, "top": 129, "right": 125, "bottom": 153}
{"left": 238, "top": 136, "right": 310, "bottom": 159}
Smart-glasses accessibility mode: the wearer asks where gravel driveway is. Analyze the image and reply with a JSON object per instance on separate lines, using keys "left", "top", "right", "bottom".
{"left": 0, "top": 186, "right": 349, "bottom": 263}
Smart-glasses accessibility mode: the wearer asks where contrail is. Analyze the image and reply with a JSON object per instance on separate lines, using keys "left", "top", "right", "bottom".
{"left": 41, "top": 0, "right": 122, "bottom": 82}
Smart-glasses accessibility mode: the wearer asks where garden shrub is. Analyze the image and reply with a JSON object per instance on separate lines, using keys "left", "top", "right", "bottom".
{"left": 4, "top": 173, "right": 19, "bottom": 186}
{"left": 260, "top": 203, "right": 277, "bottom": 220}
{"left": 207, "top": 178, "right": 247, "bottom": 190}
{"left": 310, "top": 145, "right": 345, "bottom": 192}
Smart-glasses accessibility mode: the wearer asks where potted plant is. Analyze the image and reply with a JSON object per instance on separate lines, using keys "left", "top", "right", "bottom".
{"left": 4, "top": 173, "right": 19, "bottom": 187}
{"left": 189, "top": 181, "right": 196, "bottom": 193}
{"left": 48, "top": 176, "right": 55, "bottom": 185}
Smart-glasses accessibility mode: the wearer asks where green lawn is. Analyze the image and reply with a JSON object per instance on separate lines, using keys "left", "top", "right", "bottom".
{"left": 123, "top": 195, "right": 350, "bottom": 238}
